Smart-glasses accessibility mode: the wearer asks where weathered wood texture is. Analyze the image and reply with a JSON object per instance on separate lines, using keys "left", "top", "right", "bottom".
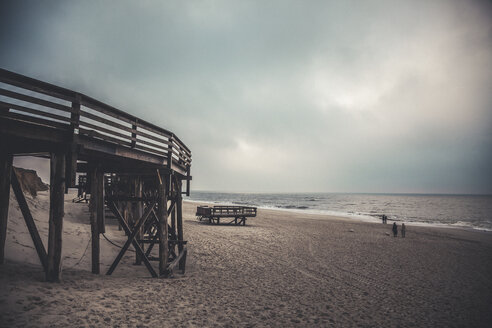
{"left": 176, "top": 180, "right": 185, "bottom": 271}
{"left": 133, "top": 177, "right": 144, "bottom": 265}
{"left": 96, "top": 170, "right": 105, "bottom": 234}
{"left": 0, "top": 153, "right": 13, "bottom": 264}
{"left": 158, "top": 181, "right": 169, "bottom": 277}
{"left": 46, "top": 152, "right": 65, "bottom": 282}
{"left": 89, "top": 168, "right": 100, "bottom": 274}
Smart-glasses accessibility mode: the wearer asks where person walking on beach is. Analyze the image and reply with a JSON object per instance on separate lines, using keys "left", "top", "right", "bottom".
{"left": 392, "top": 222, "right": 398, "bottom": 237}
{"left": 401, "top": 223, "right": 406, "bottom": 238}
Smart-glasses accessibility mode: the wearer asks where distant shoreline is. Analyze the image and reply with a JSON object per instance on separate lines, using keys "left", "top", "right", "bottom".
{"left": 184, "top": 199, "right": 492, "bottom": 233}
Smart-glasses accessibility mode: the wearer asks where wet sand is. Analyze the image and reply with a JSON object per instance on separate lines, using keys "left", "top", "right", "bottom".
{"left": 1, "top": 193, "right": 492, "bottom": 327}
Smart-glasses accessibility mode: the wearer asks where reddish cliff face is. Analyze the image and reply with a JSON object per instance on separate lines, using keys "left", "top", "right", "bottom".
{"left": 13, "top": 167, "right": 49, "bottom": 197}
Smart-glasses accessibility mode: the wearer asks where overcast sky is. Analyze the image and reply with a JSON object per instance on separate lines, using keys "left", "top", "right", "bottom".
{"left": 1, "top": 0, "right": 491, "bottom": 194}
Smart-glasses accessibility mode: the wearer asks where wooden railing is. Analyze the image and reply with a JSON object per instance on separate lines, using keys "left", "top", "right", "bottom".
{"left": 196, "top": 205, "right": 257, "bottom": 217}
{"left": 0, "top": 68, "right": 191, "bottom": 173}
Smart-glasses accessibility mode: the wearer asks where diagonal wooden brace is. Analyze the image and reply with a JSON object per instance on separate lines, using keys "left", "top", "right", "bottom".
{"left": 106, "top": 201, "right": 157, "bottom": 277}
{"left": 11, "top": 168, "right": 48, "bottom": 271}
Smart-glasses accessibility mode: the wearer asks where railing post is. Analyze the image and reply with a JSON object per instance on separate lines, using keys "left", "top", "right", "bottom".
{"left": 131, "top": 120, "right": 137, "bottom": 148}
{"left": 0, "top": 153, "right": 13, "bottom": 265}
{"left": 70, "top": 94, "right": 81, "bottom": 132}
{"left": 66, "top": 94, "right": 81, "bottom": 189}
{"left": 46, "top": 152, "right": 65, "bottom": 282}
{"left": 167, "top": 134, "right": 174, "bottom": 169}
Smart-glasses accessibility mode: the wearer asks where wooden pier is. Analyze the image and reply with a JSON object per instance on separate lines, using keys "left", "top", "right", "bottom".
{"left": 196, "top": 205, "right": 257, "bottom": 225}
{"left": 0, "top": 68, "right": 191, "bottom": 281}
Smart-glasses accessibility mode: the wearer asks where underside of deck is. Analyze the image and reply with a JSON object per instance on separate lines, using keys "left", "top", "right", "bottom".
{"left": 0, "top": 68, "right": 192, "bottom": 281}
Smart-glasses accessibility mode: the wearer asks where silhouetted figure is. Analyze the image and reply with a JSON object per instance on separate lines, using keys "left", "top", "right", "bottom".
{"left": 401, "top": 223, "right": 406, "bottom": 238}
{"left": 392, "top": 222, "right": 398, "bottom": 237}
{"left": 382, "top": 214, "right": 388, "bottom": 224}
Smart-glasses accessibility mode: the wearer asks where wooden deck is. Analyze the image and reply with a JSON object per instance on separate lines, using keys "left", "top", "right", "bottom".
{"left": 0, "top": 68, "right": 191, "bottom": 281}
{"left": 196, "top": 205, "right": 257, "bottom": 225}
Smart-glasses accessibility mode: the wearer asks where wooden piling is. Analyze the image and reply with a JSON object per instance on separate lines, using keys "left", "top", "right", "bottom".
{"left": 96, "top": 169, "right": 105, "bottom": 234}
{"left": 46, "top": 152, "right": 65, "bottom": 282}
{"left": 176, "top": 180, "right": 185, "bottom": 271}
{"left": 157, "top": 174, "right": 169, "bottom": 277}
{"left": 89, "top": 167, "right": 100, "bottom": 274}
{"left": 0, "top": 153, "right": 13, "bottom": 264}
{"left": 134, "top": 177, "right": 143, "bottom": 265}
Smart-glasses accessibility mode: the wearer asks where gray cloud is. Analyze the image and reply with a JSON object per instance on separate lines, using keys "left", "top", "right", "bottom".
{"left": 1, "top": 0, "right": 491, "bottom": 193}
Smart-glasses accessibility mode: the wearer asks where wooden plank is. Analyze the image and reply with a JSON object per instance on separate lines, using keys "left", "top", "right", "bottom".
{"left": 78, "top": 127, "right": 133, "bottom": 148}
{"left": 135, "top": 121, "right": 172, "bottom": 140}
{"left": 89, "top": 168, "right": 99, "bottom": 274}
{"left": 0, "top": 68, "right": 76, "bottom": 102}
{"left": 79, "top": 120, "right": 134, "bottom": 142}
{"left": 134, "top": 144, "right": 168, "bottom": 157}
{"left": 0, "top": 111, "right": 70, "bottom": 131}
{"left": 134, "top": 135, "right": 168, "bottom": 151}
{"left": 77, "top": 136, "right": 166, "bottom": 166}
{"left": 0, "top": 100, "right": 73, "bottom": 123}
{"left": 46, "top": 152, "right": 65, "bottom": 282}
{"left": 11, "top": 168, "right": 48, "bottom": 270}
{"left": 79, "top": 109, "right": 134, "bottom": 133}
{"left": 0, "top": 88, "right": 74, "bottom": 113}
{"left": 157, "top": 176, "right": 169, "bottom": 277}
{"left": 134, "top": 129, "right": 171, "bottom": 146}
{"left": 0, "top": 153, "right": 13, "bottom": 264}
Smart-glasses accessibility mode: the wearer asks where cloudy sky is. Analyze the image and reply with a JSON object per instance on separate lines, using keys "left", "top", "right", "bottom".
{"left": 1, "top": 0, "right": 491, "bottom": 194}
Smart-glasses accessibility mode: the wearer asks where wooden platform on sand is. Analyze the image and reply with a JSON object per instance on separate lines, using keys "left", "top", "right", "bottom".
{"left": 196, "top": 205, "right": 257, "bottom": 225}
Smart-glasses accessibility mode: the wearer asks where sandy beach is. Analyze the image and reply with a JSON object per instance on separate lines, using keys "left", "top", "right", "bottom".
{"left": 1, "top": 192, "right": 492, "bottom": 327}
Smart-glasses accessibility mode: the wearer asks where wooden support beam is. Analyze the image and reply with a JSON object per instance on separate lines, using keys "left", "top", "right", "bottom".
{"left": 0, "top": 153, "right": 13, "bottom": 264}
{"left": 89, "top": 167, "right": 100, "bottom": 274}
{"left": 157, "top": 175, "right": 169, "bottom": 277}
{"left": 107, "top": 202, "right": 157, "bottom": 277}
{"left": 186, "top": 166, "right": 191, "bottom": 197}
{"left": 134, "top": 177, "right": 143, "bottom": 265}
{"left": 11, "top": 168, "right": 48, "bottom": 270}
{"left": 46, "top": 152, "right": 65, "bottom": 282}
{"left": 106, "top": 200, "right": 157, "bottom": 276}
{"left": 96, "top": 169, "right": 105, "bottom": 234}
{"left": 176, "top": 179, "right": 185, "bottom": 272}
{"left": 167, "top": 246, "right": 187, "bottom": 274}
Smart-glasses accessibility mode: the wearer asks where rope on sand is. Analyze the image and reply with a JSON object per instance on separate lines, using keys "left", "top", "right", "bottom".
{"left": 65, "top": 236, "right": 92, "bottom": 269}
{"left": 102, "top": 233, "right": 135, "bottom": 253}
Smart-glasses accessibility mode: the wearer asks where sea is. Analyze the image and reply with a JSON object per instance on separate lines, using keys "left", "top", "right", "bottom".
{"left": 185, "top": 191, "right": 492, "bottom": 231}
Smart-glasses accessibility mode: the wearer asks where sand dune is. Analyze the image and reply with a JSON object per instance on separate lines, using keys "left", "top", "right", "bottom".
{"left": 1, "top": 192, "right": 491, "bottom": 327}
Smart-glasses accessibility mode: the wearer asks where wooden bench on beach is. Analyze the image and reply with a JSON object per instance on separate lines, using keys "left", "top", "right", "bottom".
{"left": 196, "top": 205, "right": 257, "bottom": 226}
